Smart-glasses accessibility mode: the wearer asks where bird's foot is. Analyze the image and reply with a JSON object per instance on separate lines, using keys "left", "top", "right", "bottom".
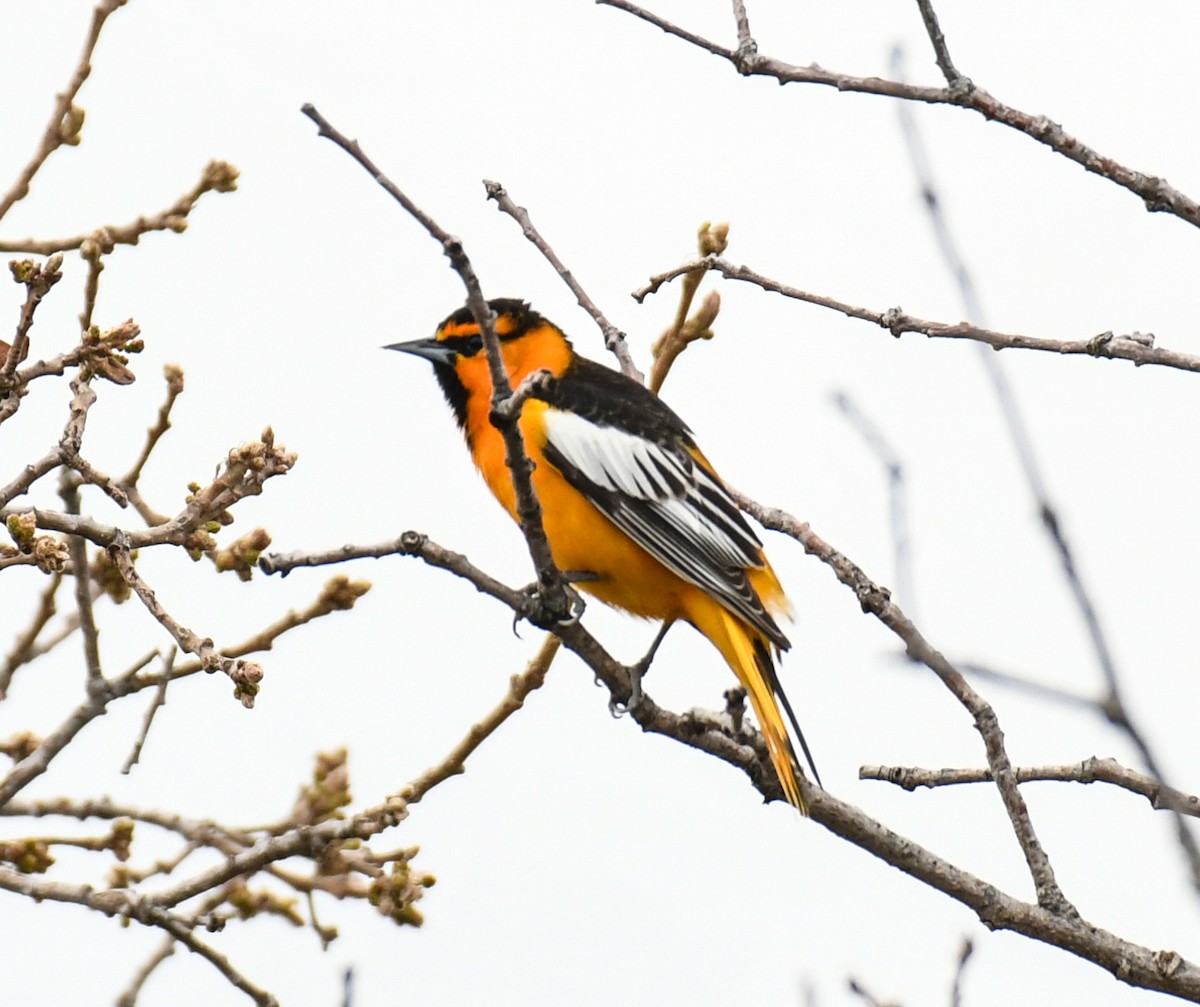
{"left": 608, "top": 619, "right": 674, "bottom": 717}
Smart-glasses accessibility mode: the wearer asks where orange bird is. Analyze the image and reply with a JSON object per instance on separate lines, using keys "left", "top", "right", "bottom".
{"left": 388, "top": 299, "right": 816, "bottom": 810}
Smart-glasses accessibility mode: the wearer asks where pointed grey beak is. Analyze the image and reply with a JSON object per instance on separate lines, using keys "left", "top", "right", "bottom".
{"left": 384, "top": 337, "right": 457, "bottom": 365}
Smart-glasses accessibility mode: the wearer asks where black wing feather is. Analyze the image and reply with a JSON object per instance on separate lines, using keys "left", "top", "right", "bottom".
{"left": 537, "top": 357, "right": 789, "bottom": 650}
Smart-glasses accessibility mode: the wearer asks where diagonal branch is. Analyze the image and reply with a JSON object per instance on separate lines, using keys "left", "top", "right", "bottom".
{"left": 483, "top": 179, "right": 643, "bottom": 382}
{"left": 300, "top": 104, "right": 572, "bottom": 620}
{"left": 730, "top": 487, "right": 1076, "bottom": 917}
{"left": 914, "top": 0, "right": 966, "bottom": 87}
{"left": 0, "top": 0, "right": 127, "bottom": 224}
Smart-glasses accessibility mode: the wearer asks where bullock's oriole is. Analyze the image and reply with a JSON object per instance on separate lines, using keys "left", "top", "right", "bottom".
{"left": 387, "top": 299, "right": 816, "bottom": 811}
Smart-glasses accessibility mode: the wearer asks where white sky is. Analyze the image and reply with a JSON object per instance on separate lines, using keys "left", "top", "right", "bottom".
{"left": 2, "top": 2, "right": 1198, "bottom": 1005}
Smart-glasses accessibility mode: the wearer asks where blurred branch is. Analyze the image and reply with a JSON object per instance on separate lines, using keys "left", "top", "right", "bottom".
{"left": 484, "top": 179, "right": 644, "bottom": 382}
{"left": 950, "top": 938, "right": 974, "bottom": 1007}
{"left": 831, "top": 391, "right": 914, "bottom": 614}
{"left": 598, "top": 0, "right": 1200, "bottom": 230}
{"left": 957, "top": 661, "right": 1096, "bottom": 711}
{"left": 0, "top": 573, "right": 62, "bottom": 698}
{"left": 861, "top": 756, "right": 1200, "bottom": 818}
{"left": 115, "top": 939, "right": 175, "bottom": 1007}
{"left": 632, "top": 254, "right": 1200, "bottom": 374}
{"left": 890, "top": 48, "right": 1200, "bottom": 897}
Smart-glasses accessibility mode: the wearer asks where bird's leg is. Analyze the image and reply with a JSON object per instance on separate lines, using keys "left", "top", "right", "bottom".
{"left": 610, "top": 619, "right": 675, "bottom": 716}
{"left": 555, "top": 570, "right": 597, "bottom": 626}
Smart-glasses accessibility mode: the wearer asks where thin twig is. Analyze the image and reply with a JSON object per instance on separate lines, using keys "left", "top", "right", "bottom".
{"left": 122, "top": 364, "right": 185, "bottom": 489}
{"left": 0, "top": 573, "right": 62, "bottom": 698}
{"left": 0, "top": 160, "right": 239, "bottom": 257}
{"left": 633, "top": 255, "right": 1200, "bottom": 374}
{"left": 2, "top": 428, "right": 296, "bottom": 551}
{"left": 121, "top": 648, "right": 175, "bottom": 773}
{"left": 957, "top": 662, "right": 1096, "bottom": 711}
{"left": 79, "top": 240, "right": 103, "bottom": 332}
{"left": 400, "top": 634, "right": 560, "bottom": 803}
{"left": 914, "top": 0, "right": 966, "bottom": 88}
{"left": 156, "top": 914, "right": 278, "bottom": 1006}
{"left": 115, "top": 939, "right": 175, "bottom": 1007}
{"left": 483, "top": 180, "right": 643, "bottom": 382}
{"left": 60, "top": 468, "right": 104, "bottom": 691}
{"left": 0, "top": 0, "right": 128, "bottom": 224}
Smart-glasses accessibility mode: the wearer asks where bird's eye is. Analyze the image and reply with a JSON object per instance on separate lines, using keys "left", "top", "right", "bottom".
{"left": 462, "top": 334, "right": 484, "bottom": 357}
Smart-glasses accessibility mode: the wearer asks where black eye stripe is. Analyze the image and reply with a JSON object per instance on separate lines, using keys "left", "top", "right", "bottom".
{"left": 441, "top": 334, "right": 484, "bottom": 357}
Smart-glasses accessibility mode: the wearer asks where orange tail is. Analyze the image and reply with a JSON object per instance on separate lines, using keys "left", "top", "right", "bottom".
{"left": 687, "top": 601, "right": 813, "bottom": 813}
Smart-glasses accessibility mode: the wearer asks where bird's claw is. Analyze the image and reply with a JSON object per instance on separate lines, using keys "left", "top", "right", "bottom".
{"left": 515, "top": 577, "right": 588, "bottom": 629}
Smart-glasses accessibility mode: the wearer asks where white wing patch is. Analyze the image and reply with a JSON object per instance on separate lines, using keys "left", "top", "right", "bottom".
{"left": 541, "top": 408, "right": 765, "bottom": 587}
{"left": 542, "top": 409, "right": 681, "bottom": 498}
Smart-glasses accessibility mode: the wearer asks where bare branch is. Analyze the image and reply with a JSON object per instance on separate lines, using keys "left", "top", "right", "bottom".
{"left": 491, "top": 369, "right": 555, "bottom": 423}
{"left": 122, "top": 364, "right": 185, "bottom": 491}
{"left": 633, "top": 254, "right": 1200, "bottom": 374}
{"left": 597, "top": 0, "right": 1200, "bottom": 229}
{"left": 861, "top": 757, "right": 1200, "bottom": 819}
{"left": 115, "top": 939, "right": 175, "bottom": 1007}
{"left": 400, "top": 634, "right": 560, "bottom": 803}
{"left": 646, "top": 224, "right": 727, "bottom": 395}
{"left": 1, "top": 425, "right": 296, "bottom": 551}
{"left": 63, "top": 482, "right": 104, "bottom": 690}
{"left": 0, "top": 573, "right": 62, "bottom": 698}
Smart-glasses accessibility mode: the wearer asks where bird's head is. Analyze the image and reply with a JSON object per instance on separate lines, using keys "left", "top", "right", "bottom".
{"left": 386, "top": 299, "right": 573, "bottom": 428}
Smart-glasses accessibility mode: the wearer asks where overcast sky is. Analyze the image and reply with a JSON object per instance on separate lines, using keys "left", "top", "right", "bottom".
{"left": 3, "top": 2, "right": 1198, "bottom": 1005}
